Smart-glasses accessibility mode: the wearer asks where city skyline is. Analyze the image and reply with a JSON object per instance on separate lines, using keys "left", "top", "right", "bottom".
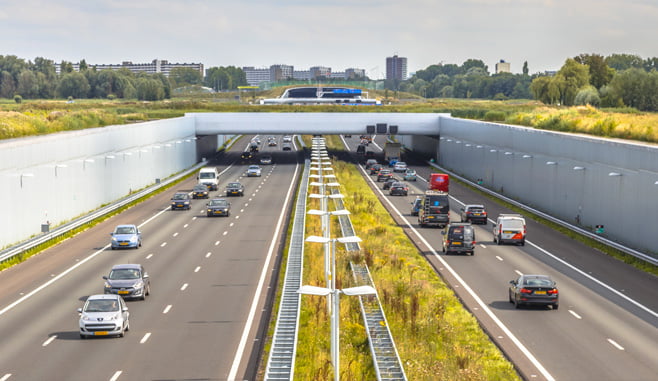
{"left": 2, "top": 1, "right": 657, "bottom": 79}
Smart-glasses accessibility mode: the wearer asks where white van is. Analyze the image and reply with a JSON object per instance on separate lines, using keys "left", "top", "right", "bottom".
{"left": 197, "top": 167, "right": 220, "bottom": 191}
{"left": 493, "top": 214, "right": 526, "bottom": 246}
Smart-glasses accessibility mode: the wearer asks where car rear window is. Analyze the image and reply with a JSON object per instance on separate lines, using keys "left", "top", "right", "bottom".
{"left": 503, "top": 220, "right": 524, "bottom": 229}
{"left": 427, "top": 195, "right": 449, "bottom": 214}
{"left": 449, "top": 226, "right": 473, "bottom": 241}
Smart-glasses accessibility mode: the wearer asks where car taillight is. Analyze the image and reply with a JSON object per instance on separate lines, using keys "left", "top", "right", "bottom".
{"left": 520, "top": 288, "right": 532, "bottom": 294}
{"left": 446, "top": 240, "right": 451, "bottom": 245}
{"left": 472, "top": 241, "right": 476, "bottom": 245}
{"left": 547, "top": 289, "right": 558, "bottom": 295}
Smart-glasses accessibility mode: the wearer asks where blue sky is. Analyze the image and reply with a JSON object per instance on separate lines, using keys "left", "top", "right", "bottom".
{"left": 1, "top": 0, "right": 657, "bottom": 78}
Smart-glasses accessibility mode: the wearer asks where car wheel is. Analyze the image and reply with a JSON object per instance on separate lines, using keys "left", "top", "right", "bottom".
{"left": 125, "top": 319, "right": 130, "bottom": 332}
{"left": 520, "top": 240, "right": 525, "bottom": 246}
{"left": 553, "top": 303, "right": 559, "bottom": 310}
{"left": 111, "top": 246, "right": 115, "bottom": 250}
{"left": 146, "top": 284, "right": 151, "bottom": 296}
{"left": 497, "top": 235, "right": 502, "bottom": 245}
{"left": 140, "top": 288, "right": 147, "bottom": 301}
{"left": 508, "top": 291, "right": 514, "bottom": 303}
{"left": 207, "top": 213, "right": 212, "bottom": 217}
{"left": 80, "top": 334, "right": 86, "bottom": 340}
{"left": 470, "top": 251, "right": 474, "bottom": 256}
{"left": 514, "top": 299, "right": 521, "bottom": 309}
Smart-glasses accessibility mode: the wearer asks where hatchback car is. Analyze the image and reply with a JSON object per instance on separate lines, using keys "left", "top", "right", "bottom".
{"left": 365, "top": 159, "right": 378, "bottom": 170}
{"left": 206, "top": 198, "right": 231, "bottom": 217}
{"left": 78, "top": 294, "right": 129, "bottom": 339}
{"left": 410, "top": 197, "right": 422, "bottom": 216}
{"left": 403, "top": 169, "right": 417, "bottom": 181}
{"left": 369, "top": 164, "right": 383, "bottom": 175}
{"left": 383, "top": 177, "right": 398, "bottom": 190}
{"left": 389, "top": 182, "right": 409, "bottom": 196}
{"left": 260, "top": 155, "right": 272, "bottom": 165}
{"left": 460, "top": 204, "right": 488, "bottom": 224}
{"left": 171, "top": 192, "right": 191, "bottom": 210}
{"left": 192, "top": 184, "right": 210, "bottom": 199}
{"left": 225, "top": 182, "right": 245, "bottom": 197}
{"left": 441, "top": 222, "right": 476, "bottom": 255}
{"left": 103, "top": 264, "right": 150, "bottom": 300}
{"left": 377, "top": 169, "right": 393, "bottom": 182}
{"left": 241, "top": 151, "right": 253, "bottom": 160}
{"left": 393, "top": 162, "right": 408, "bottom": 172}
{"left": 246, "top": 165, "right": 262, "bottom": 177}
{"left": 509, "top": 274, "right": 559, "bottom": 310}
{"left": 110, "top": 224, "right": 141, "bottom": 250}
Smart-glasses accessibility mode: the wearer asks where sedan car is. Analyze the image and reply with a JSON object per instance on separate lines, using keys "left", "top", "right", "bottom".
{"left": 246, "top": 165, "right": 262, "bottom": 177}
{"left": 103, "top": 264, "right": 150, "bottom": 300}
{"left": 377, "top": 169, "right": 393, "bottom": 182}
{"left": 460, "top": 204, "right": 488, "bottom": 224}
{"left": 260, "top": 155, "right": 272, "bottom": 165}
{"left": 509, "top": 274, "right": 559, "bottom": 310}
{"left": 171, "top": 192, "right": 191, "bottom": 210}
{"left": 110, "top": 224, "right": 141, "bottom": 250}
{"left": 206, "top": 198, "right": 231, "bottom": 217}
{"left": 389, "top": 182, "right": 409, "bottom": 196}
{"left": 369, "top": 164, "right": 383, "bottom": 175}
{"left": 403, "top": 169, "right": 417, "bottom": 181}
{"left": 383, "top": 177, "right": 398, "bottom": 190}
{"left": 365, "top": 159, "right": 378, "bottom": 170}
{"left": 78, "top": 294, "right": 129, "bottom": 339}
{"left": 225, "top": 182, "right": 245, "bottom": 197}
{"left": 241, "top": 151, "right": 253, "bottom": 160}
{"left": 393, "top": 162, "right": 408, "bottom": 172}
{"left": 192, "top": 184, "right": 210, "bottom": 199}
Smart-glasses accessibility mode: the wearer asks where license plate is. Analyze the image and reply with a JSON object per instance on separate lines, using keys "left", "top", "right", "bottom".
{"left": 94, "top": 331, "right": 108, "bottom": 336}
{"left": 215, "top": 211, "right": 224, "bottom": 214}
{"left": 503, "top": 231, "right": 514, "bottom": 234}
{"left": 177, "top": 204, "right": 183, "bottom": 207}
{"left": 118, "top": 290, "right": 129, "bottom": 295}
{"left": 119, "top": 242, "right": 128, "bottom": 246}
{"left": 473, "top": 213, "right": 481, "bottom": 216}
{"left": 452, "top": 242, "right": 462, "bottom": 245}
{"left": 534, "top": 291, "right": 547, "bottom": 295}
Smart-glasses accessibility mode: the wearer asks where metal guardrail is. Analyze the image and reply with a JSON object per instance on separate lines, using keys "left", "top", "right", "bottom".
{"left": 0, "top": 160, "right": 209, "bottom": 264}
{"left": 263, "top": 159, "right": 310, "bottom": 381}
{"left": 429, "top": 162, "right": 658, "bottom": 266}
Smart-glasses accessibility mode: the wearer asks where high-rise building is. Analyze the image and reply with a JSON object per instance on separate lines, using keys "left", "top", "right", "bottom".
{"left": 386, "top": 55, "right": 407, "bottom": 81}
{"left": 310, "top": 66, "right": 331, "bottom": 79}
{"left": 495, "top": 60, "right": 511, "bottom": 74}
{"left": 55, "top": 59, "right": 203, "bottom": 77}
{"left": 270, "top": 64, "right": 294, "bottom": 81}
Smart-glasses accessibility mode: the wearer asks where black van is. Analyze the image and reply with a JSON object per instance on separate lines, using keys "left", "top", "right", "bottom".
{"left": 442, "top": 222, "right": 476, "bottom": 255}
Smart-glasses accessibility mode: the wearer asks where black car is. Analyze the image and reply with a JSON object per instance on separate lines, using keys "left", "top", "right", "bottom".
{"left": 460, "top": 204, "right": 488, "bottom": 224}
{"left": 377, "top": 169, "right": 393, "bottom": 182}
{"left": 171, "top": 192, "right": 191, "bottom": 210}
{"left": 389, "top": 182, "right": 409, "bottom": 196}
{"left": 225, "top": 182, "right": 245, "bottom": 197}
{"left": 369, "top": 164, "right": 383, "bottom": 175}
{"left": 241, "top": 151, "right": 253, "bottom": 160}
{"left": 383, "top": 177, "right": 398, "bottom": 190}
{"left": 410, "top": 197, "right": 422, "bottom": 216}
{"left": 206, "top": 198, "right": 231, "bottom": 217}
{"left": 509, "top": 275, "right": 559, "bottom": 310}
{"left": 441, "top": 222, "right": 476, "bottom": 255}
{"left": 192, "top": 184, "right": 209, "bottom": 199}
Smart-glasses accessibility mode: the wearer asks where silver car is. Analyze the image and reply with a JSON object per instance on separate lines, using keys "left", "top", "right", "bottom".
{"left": 103, "top": 264, "right": 150, "bottom": 300}
{"left": 78, "top": 294, "right": 129, "bottom": 339}
{"left": 246, "top": 165, "right": 262, "bottom": 177}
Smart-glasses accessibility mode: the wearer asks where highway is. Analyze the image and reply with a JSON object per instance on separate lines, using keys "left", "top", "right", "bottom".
{"left": 0, "top": 136, "right": 300, "bottom": 381}
{"left": 345, "top": 135, "right": 658, "bottom": 381}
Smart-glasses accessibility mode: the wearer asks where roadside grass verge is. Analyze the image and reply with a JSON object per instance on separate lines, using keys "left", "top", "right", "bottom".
{"left": 294, "top": 137, "right": 520, "bottom": 380}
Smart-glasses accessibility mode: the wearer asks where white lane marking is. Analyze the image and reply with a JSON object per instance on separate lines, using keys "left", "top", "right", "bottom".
{"left": 515, "top": 269, "right": 524, "bottom": 276}
{"left": 173, "top": 232, "right": 179, "bottom": 237}
{"left": 223, "top": 231, "right": 228, "bottom": 236}
{"left": 146, "top": 253, "right": 153, "bottom": 259}
{"left": 183, "top": 224, "right": 189, "bottom": 228}
{"left": 42, "top": 335, "right": 56, "bottom": 347}
{"left": 194, "top": 266, "right": 201, "bottom": 273}
{"left": 109, "top": 371, "right": 122, "bottom": 381}
{"left": 355, "top": 164, "right": 556, "bottom": 381}
{"left": 1, "top": 374, "right": 11, "bottom": 381}
{"left": 495, "top": 256, "right": 504, "bottom": 261}
{"left": 568, "top": 310, "right": 582, "bottom": 319}
{"left": 181, "top": 283, "right": 188, "bottom": 291}
{"left": 215, "top": 241, "right": 220, "bottom": 246}
{"left": 206, "top": 252, "right": 212, "bottom": 258}
{"left": 607, "top": 338, "right": 625, "bottom": 350}
{"left": 240, "top": 209, "right": 245, "bottom": 212}
{"left": 230, "top": 223, "right": 235, "bottom": 227}
{"left": 140, "top": 333, "right": 151, "bottom": 344}
{"left": 479, "top": 244, "right": 487, "bottom": 248}
{"left": 163, "top": 305, "right": 172, "bottom": 314}
{"left": 228, "top": 161, "right": 299, "bottom": 381}
{"left": 192, "top": 216, "right": 197, "bottom": 220}
{"left": 160, "top": 242, "right": 167, "bottom": 247}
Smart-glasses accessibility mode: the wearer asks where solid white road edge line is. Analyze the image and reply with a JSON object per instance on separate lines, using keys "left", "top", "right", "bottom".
{"left": 227, "top": 161, "right": 299, "bottom": 381}
{"left": 358, "top": 164, "right": 556, "bottom": 381}
{"left": 0, "top": 374, "right": 10, "bottom": 381}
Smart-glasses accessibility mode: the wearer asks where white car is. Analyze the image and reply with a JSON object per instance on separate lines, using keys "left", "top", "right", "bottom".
{"left": 393, "top": 162, "right": 408, "bottom": 172}
{"left": 246, "top": 165, "right": 262, "bottom": 177}
{"left": 78, "top": 294, "right": 129, "bottom": 339}
{"left": 259, "top": 155, "right": 272, "bottom": 165}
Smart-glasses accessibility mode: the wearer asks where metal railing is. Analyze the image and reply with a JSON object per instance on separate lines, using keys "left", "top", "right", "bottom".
{"left": 263, "top": 159, "right": 310, "bottom": 380}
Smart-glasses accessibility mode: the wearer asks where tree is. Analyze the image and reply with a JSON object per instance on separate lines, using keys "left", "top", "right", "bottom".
{"left": 135, "top": 77, "right": 164, "bottom": 101}
{"left": 0, "top": 71, "right": 16, "bottom": 98}
{"left": 574, "top": 53, "right": 613, "bottom": 89}
{"left": 462, "top": 59, "right": 489, "bottom": 75}
{"left": 605, "top": 54, "right": 643, "bottom": 71}
{"left": 169, "top": 67, "right": 202, "bottom": 88}
{"left": 574, "top": 85, "right": 600, "bottom": 106}
{"left": 556, "top": 58, "right": 590, "bottom": 106}
{"left": 57, "top": 72, "right": 90, "bottom": 98}
{"left": 17, "top": 70, "right": 38, "bottom": 98}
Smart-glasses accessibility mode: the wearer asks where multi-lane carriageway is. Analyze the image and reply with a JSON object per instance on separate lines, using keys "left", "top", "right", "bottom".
{"left": 0, "top": 134, "right": 657, "bottom": 381}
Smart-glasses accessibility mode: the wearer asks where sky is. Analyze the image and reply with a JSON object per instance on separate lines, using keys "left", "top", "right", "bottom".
{"left": 1, "top": 0, "right": 657, "bottom": 78}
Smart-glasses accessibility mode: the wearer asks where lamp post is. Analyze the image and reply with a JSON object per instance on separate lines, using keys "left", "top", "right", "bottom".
{"left": 298, "top": 283, "right": 375, "bottom": 381}
{"left": 306, "top": 209, "right": 350, "bottom": 291}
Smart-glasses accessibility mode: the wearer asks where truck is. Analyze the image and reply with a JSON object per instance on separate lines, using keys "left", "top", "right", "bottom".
{"left": 383, "top": 142, "right": 402, "bottom": 166}
{"left": 418, "top": 190, "right": 450, "bottom": 228}
{"left": 429, "top": 173, "right": 449, "bottom": 192}
{"left": 197, "top": 167, "right": 220, "bottom": 191}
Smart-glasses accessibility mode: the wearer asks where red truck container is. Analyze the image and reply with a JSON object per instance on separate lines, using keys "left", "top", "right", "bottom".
{"left": 429, "top": 173, "right": 449, "bottom": 192}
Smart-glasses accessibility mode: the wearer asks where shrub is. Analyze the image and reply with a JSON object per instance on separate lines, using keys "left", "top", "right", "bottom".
{"left": 14, "top": 95, "right": 22, "bottom": 104}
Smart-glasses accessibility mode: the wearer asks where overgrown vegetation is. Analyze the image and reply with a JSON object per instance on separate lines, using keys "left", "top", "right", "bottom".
{"left": 294, "top": 136, "right": 519, "bottom": 380}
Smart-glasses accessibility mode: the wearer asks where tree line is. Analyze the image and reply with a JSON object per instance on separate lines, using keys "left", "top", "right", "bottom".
{"left": 400, "top": 53, "right": 658, "bottom": 111}
{"left": 0, "top": 55, "right": 247, "bottom": 101}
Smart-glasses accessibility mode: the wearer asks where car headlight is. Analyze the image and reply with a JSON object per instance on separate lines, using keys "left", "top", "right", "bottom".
{"left": 134, "top": 281, "right": 143, "bottom": 289}
{"left": 130, "top": 236, "right": 138, "bottom": 243}
{"left": 104, "top": 282, "right": 111, "bottom": 289}
{"left": 207, "top": 209, "right": 212, "bottom": 212}
{"left": 111, "top": 237, "right": 118, "bottom": 243}
{"left": 184, "top": 201, "right": 190, "bottom": 204}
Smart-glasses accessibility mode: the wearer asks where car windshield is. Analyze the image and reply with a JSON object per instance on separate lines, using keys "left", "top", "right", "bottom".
{"left": 199, "top": 173, "right": 215, "bottom": 179}
{"left": 115, "top": 226, "right": 135, "bottom": 234}
{"left": 194, "top": 185, "right": 207, "bottom": 191}
{"left": 85, "top": 299, "right": 120, "bottom": 313}
{"left": 109, "top": 268, "right": 140, "bottom": 280}
{"left": 249, "top": 166, "right": 259, "bottom": 170}
{"left": 228, "top": 183, "right": 241, "bottom": 188}
{"left": 173, "top": 193, "right": 187, "bottom": 200}
{"left": 209, "top": 200, "right": 228, "bottom": 207}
